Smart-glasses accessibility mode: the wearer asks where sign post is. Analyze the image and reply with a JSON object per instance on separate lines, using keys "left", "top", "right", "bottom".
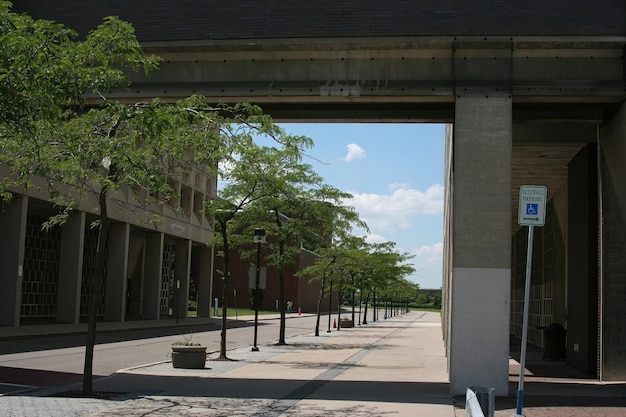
{"left": 515, "top": 185, "right": 547, "bottom": 417}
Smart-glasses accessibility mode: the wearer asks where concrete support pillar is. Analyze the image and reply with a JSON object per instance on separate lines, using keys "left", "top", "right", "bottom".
{"left": 174, "top": 239, "right": 192, "bottom": 319}
{"left": 196, "top": 245, "right": 214, "bottom": 317}
{"left": 143, "top": 232, "right": 164, "bottom": 320}
{"left": 567, "top": 144, "right": 598, "bottom": 375}
{"left": 105, "top": 222, "right": 130, "bottom": 322}
{"left": 442, "top": 124, "right": 454, "bottom": 357}
{"left": 57, "top": 211, "right": 86, "bottom": 324}
{"left": 448, "top": 95, "right": 512, "bottom": 396}
{"left": 0, "top": 196, "right": 28, "bottom": 326}
{"left": 599, "top": 101, "right": 626, "bottom": 380}
{"left": 601, "top": 102, "right": 626, "bottom": 224}
{"left": 125, "top": 234, "right": 146, "bottom": 318}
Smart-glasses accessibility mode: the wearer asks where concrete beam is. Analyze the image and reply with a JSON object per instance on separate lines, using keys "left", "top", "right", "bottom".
{"left": 103, "top": 40, "right": 625, "bottom": 115}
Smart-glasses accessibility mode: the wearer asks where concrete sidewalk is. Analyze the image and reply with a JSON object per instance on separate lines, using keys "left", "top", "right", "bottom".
{"left": 89, "top": 311, "right": 454, "bottom": 416}
{"left": 3, "top": 310, "right": 626, "bottom": 416}
{"left": 1, "top": 311, "right": 455, "bottom": 416}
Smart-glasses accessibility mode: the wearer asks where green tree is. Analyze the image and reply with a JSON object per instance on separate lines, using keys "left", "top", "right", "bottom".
{"left": 0, "top": 5, "right": 159, "bottom": 196}
{"left": 299, "top": 235, "right": 375, "bottom": 335}
{"left": 298, "top": 246, "right": 337, "bottom": 336}
{"left": 0, "top": 4, "right": 161, "bottom": 395}
{"left": 259, "top": 191, "right": 365, "bottom": 343}
{"left": 204, "top": 124, "right": 318, "bottom": 358}
{"left": 220, "top": 129, "right": 367, "bottom": 344}
{"left": 353, "top": 241, "right": 414, "bottom": 324}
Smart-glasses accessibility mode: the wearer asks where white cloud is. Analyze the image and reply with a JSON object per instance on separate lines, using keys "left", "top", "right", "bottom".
{"left": 364, "top": 233, "right": 388, "bottom": 244}
{"left": 344, "top": 143, "right": 366, "bottom": 162}
{"left": 346, "top": 183, "right": 444, "bottom": 232}
{"left": 389, "top": 182, "right": 407, "bottom": 190}
{"left": 412, "top": 242, "right": 444, "bottom": 266}
{"left": 404, "top": 243, "right": 444, "bottom": 288}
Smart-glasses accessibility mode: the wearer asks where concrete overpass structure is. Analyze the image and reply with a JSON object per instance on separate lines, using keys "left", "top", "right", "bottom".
{"left": 13, "top": 1, "right": 626, "bottom": 395}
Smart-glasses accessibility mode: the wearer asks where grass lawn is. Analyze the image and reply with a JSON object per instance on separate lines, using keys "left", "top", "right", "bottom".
{"left": 186, "top": 308, "right": 279, "bottom": 318}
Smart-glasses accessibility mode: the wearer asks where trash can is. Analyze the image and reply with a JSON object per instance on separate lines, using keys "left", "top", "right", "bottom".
{"left": 543, "top": 322, "right": 566, "bottom": 360}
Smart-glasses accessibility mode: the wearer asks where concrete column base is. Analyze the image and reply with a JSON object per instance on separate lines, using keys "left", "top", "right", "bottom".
{"left": 449, "top": 267, "right": 511, "bottom": 395}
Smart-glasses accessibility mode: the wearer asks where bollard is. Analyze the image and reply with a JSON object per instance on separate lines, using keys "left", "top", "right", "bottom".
{"left": 466, "top": 387, "right": 494, "bottom": 417}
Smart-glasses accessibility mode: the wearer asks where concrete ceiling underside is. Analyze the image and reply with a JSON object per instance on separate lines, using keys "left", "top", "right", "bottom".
{"left": 511, "top": 143, "right": 586, "bottom": 233}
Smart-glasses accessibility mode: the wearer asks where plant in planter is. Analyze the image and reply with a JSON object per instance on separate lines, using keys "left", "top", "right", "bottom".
{"left": 171, "top": 334, "right": 207, "bottom": 369}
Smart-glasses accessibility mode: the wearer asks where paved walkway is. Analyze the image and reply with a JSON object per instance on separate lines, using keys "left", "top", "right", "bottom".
{"left": 3, "top": 311, "right": 626, "bottom": 416}
{"left": 1, "top": 311, "right": 455, "bottom": 416}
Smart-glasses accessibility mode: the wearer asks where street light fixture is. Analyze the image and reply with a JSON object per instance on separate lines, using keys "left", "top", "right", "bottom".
{"left": 252, "top": 228, "right": 266, "bottom": 351}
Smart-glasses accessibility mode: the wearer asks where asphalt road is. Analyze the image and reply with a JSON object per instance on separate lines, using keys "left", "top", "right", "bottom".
{"left": 0, "top": 313, "right": 330, "bottom": 393}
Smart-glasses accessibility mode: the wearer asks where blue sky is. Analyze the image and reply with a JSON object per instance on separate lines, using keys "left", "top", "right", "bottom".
{"left": 279, "top": 123, "right": 446, "bottom": 289}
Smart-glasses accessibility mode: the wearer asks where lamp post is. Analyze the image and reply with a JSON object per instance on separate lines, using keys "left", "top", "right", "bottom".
{"left": 252, "top": 228, "right": 266, "bottom": 352}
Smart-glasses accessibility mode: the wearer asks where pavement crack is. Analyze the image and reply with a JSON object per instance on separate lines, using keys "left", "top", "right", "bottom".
{"left": 136, "top": 397, "right": 182, "bottom": 416}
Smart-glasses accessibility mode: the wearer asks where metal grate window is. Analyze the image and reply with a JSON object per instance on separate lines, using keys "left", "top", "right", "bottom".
{"left": 511, "top": 199, "right": 555, "bottom": 348}
{"left": 80, "top": 224, "right": 107, "bottom": 318}
{"left": 20, "top": 214, "right": 61, "bottom": 318}
{"left": 160, "top": 243, "right": 175, "bottom": 315}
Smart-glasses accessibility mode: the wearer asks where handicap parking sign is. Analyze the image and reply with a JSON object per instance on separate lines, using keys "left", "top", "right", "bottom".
{"left": 518, "top": 186, "right": 546, "bottom": 226}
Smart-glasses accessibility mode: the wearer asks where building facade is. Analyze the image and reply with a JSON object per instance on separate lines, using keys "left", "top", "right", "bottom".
{"left": 0, "top": 164, "right": 217, "bottom": 326}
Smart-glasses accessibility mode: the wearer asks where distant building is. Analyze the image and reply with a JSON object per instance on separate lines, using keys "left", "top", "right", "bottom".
{"left": 212, "top": 245, "right": 333, "bottom": 315}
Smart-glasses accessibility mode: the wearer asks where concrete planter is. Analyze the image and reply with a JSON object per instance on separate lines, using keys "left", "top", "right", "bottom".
{"left": 340, "top": 319, "right": 354, "bottom": 328}
{"left": 171, "top": 345, "right": 207, "bottom": 369}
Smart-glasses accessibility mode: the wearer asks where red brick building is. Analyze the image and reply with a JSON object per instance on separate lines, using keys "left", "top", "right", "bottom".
{"left": 212, "top": 245, "right": 337, "bottom": 314}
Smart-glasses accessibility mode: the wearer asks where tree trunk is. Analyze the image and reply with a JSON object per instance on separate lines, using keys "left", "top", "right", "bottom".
{"left": 351, "top": 275, "right": 356, "bottom": 324}
{"left": 384, "top": 295, "right": 388, "bottom": 319}
{"left": 358, "top": 289, "right": 363, "bottom": 325}
{"left": 218, "top": 223, "right": 230, "bottom": 360}
{"left": 336, "top": 279, "right": 343, "bottom": 330}
{"left": 362, "top": 291, "right": 370, "bottom": 325}
{"left": 83, "top": 187, "right": 109, "bottom": 395}
{"left": 372, "top": 290, "right": 377, "bottom": 322}
{"left": 315, "top": 273, "right": 326, "bottom": 337}
{"left": 277, "top": 239, "right": 286, "bottom": 345}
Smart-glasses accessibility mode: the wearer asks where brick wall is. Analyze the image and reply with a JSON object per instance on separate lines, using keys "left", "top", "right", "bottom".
{"left": 14, "top": 1, "right": 626, "bottom": 42}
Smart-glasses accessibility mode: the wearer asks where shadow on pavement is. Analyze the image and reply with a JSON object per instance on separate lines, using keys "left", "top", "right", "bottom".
{"left": 0, "top": 319, "right": 268, "bottom": 354}
{"left": 91, "top": 373, "right": 451, "bottom": 405}
{"left": 0, "top": 366, "right": 106, "bottom": 391}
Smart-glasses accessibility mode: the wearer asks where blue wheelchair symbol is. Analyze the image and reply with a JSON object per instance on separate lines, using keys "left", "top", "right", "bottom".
{"left": 526, "top": 204, "right": 538, "bottom": 215}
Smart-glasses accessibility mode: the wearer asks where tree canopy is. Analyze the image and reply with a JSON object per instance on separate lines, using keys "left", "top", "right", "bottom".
{"left": 0, "top": 3, "right": 160, "bottom": 203}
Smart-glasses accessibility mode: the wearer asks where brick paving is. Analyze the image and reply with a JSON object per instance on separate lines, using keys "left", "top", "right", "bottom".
{"left": 493, "top": 395, "right": 626, "bottom": 417}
